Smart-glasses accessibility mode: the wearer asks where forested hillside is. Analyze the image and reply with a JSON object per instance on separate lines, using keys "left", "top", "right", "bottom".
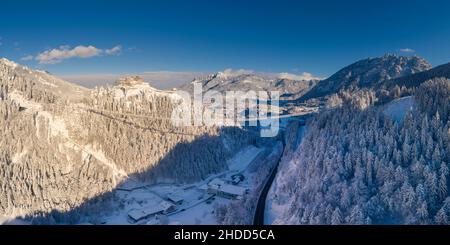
{"left": 0, "top": 59, "right": 254, "bottom": 220}
{"left": 270, "top": 78, "right": 450, "bottom": 224}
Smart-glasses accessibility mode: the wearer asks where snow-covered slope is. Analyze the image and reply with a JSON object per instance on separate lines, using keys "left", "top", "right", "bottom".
{"left": 382, "top": 96, "right": 415, "bottom": 123}
{"left": 0, "top": 58, "right": 90, "bottom": 102}
{"left": 265, "top": 123, "right": 306, "bottom": 224}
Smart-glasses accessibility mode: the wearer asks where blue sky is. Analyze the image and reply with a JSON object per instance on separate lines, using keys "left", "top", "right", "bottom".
{"left": 1, "top": 0, "right": 450, "bottom": 80}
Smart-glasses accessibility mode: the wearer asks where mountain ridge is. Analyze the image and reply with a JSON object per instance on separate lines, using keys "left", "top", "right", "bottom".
{"left": 299, "top": 54, "right": 432, "bottom": 101}
{"left": 179, "top": 69, "right": 319, "bottom": 100}
{"left": 380, "top": 61, "right": 450, "bottom": 90}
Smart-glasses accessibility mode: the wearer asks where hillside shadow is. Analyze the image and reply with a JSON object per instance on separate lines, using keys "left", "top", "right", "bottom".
{"left": 22, "top": 126, "right": 265, "bottom": 224}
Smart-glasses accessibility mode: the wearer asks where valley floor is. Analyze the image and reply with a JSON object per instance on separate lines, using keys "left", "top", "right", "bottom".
{"left": 85, "top": 145, "right": 268, "bottom": 225}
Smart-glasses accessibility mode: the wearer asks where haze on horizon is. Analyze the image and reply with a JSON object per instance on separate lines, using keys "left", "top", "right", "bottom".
{"left": 1, "top": 0, "right": 450, "bottom": 88}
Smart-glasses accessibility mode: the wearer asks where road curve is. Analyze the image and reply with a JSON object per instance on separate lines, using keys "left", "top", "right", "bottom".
{"left": 253, "top": 119, "right": 307, "bottom": 225}
{"left": 252, "top": 148, "right": 284, "bottom": 225}
{"left": 253, "top": 132, "right": 286, "bottom": 225}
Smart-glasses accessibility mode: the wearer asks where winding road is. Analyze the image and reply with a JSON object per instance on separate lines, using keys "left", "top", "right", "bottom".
{"left": 252, "top": 145, "right": 284, "bottom": 225}
{"left": 253, "top": 118, "right": 307, "bottom": 225}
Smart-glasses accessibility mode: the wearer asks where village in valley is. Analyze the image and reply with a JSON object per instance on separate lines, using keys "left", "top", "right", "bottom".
{"left": 94, "top": 145, "right": 269, "bottom": 225}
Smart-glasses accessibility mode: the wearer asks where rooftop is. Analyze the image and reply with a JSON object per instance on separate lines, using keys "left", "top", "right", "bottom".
{"left": 167, "top": 192, "right": 184, "bottom": 203}
{"left": 219, "top": 184, "right": 247, "bottom": 196}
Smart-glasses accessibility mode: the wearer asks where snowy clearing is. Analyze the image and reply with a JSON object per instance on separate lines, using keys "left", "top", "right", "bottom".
{"left": 383, "top": 96, "right": 415, "bottom": 123}
{"left": 227, "top": 145, "right": 264, "bottom": 172}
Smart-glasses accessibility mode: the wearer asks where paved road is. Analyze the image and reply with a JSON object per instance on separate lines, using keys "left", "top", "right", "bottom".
{"left": 253, "top": 119, "right": 307, "bottom": 225}
{"left": 252, "top": 148, "right": 284, "bottom": 225}
{"left": 253, "top": 129, "right": 289, "bottom": 225}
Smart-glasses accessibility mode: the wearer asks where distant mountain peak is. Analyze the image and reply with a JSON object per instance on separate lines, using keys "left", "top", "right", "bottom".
{"left": 277, "top": 72, "right": 322, "bottom": 81}
{"left": 215, "top": 69, "right": 254, "bottom": 80}
{"left": 179, "top": 69, "right": 318, "bottom": 101}
{"left": 300, "top": 55, "right": 432, "bottom": 101}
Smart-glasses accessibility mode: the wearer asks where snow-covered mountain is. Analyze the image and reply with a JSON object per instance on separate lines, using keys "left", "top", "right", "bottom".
{"left": 2, "top": 55, "right": 449, "bottom": 225}
{"left": 0, "top": 58, "right": 255, "bottom": 223}
{"left": 300, "top": 54, "right": 432, "bottom": 101}
{"left": 179, "top": 69, "right": 318, "bottom": 100}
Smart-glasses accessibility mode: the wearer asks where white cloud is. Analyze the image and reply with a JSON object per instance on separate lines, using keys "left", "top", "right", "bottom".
{"left": 277, "top": 72, "right": 322, "bottom": 81}
{"left": 20, "top": 55, "right": 34, "bottom": 61}
{"left": 36, "top": 45, "right": 122, "bottom": 64}
{"left": 105, "top": 45, "right": 122, "bottom": 55}
{"left": 217, "top": 69, "right": 254, "bottom": 79}
{"left": 400, "top": 48, "right": 415, "bottom": 53}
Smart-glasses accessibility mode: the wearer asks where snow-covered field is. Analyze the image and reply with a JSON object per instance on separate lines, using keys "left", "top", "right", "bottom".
{"left": 227, "top": 145, "right": 264, "bottom": 172}
{"left": 163, "top": 196, "right": 232, "bottom": 225}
